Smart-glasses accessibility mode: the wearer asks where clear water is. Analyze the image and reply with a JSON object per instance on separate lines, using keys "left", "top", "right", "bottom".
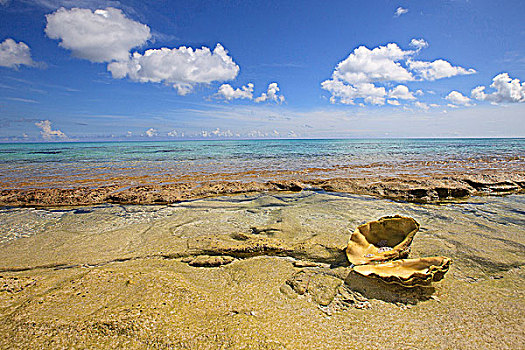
{"left": 0, "top": 138, "right": 523, "bottom": 189}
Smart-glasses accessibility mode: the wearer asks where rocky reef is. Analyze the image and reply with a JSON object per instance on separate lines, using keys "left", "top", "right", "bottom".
{"left": 0, "top": 172, "right": 524, "bottom": 207}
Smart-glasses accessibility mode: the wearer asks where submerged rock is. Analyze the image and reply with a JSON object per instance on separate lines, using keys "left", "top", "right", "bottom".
{"left": 183, "top": 255, "right": 235, "bottom": 267}
{"left": 284, "top": 270, "right": 343, "bottom": 306}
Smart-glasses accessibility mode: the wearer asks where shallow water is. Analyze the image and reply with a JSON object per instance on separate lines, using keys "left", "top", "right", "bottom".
{"left": 1, "top": 191, "right": 523, "bottom": 278}
{"left": 1, "top": 138, "right": 523, "bottom": 188}
{"left": 0, "top": 191, "right": 524, "bottom": 349}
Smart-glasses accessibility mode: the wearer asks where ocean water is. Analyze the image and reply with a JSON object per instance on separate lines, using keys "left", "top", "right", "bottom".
{"left": 0, "top": 138, "right": 524, "bottom": 189}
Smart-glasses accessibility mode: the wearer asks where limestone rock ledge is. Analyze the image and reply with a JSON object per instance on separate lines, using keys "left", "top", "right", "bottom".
{"left": 1, "top": 173, "right": 523, "bottom": 207}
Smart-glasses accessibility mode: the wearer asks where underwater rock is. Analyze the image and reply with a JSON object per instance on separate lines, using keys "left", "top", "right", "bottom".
{"left": 293, "top": 260, "right": 321, "bottom": 268}
{"left": 183, "top": 255, "right": 235, "bottom": 267}
{"left": 352, "top": 256, "right": 451, "bottom": 287}
{"left": 284, "top": 270, "right": 343, "bottom": 306}
{"left": 346, "top": 215, "right": 420, "bottom": 266}
{"left": 187, "top": 232, "right": 346, "bottom": 265}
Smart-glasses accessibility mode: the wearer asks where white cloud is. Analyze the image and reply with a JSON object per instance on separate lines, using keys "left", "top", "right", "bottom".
{"left": 6, "top": 97, "right": 38, "bottom": 103}
{"left": 414, "top": 101, "right": 429, "bottom": 111}
{"left": 471, "top": 73, "right": 525, "bottom": 103}
{"left": 394, "top": 7, "right": 408, "bottom": 17}
{"left": 322, "top": 79, "right": 386, "bottom": 105}
{"left": 409, "top": 38, "right": 428, "bottom": 50}
{"left": 329, "top": 43, "right": 414, "bottom": 85}
{"left": 387, "top": 99, "right": 400, "bottom": 106}
{"left": 415, "top": 89, "right": 424, "bottom": 96}
{"left": 216, "top": 83, "right": 254, "bottom": 100}
{"left": 388, "top": 85, "right": 415, "bottom": 100}
{"left": 35, "top": 120, "right": 67, "bottom": 140}
{"left": 45, "top": 7, "right": 151, "bottom": 63}
{"left": 216, "top": 82, "right": 285, "bottom": 103}
{"left": 446, "top": 91, "right": 471, "bottom": 106}
{"left": 145, "top": 128, "right": 157, "bottom": 137}
{"left": 0, "top": 38, "right": 36, "bottom": 69}
{"left": 407, "top": 59, "right": 476, "bottom": 81}
{"left": 209, "top": 128, "right": 234, "bottom": 137}
{"left": 321, "top": 43, "right": 415, "bottom": 105}
{"left": 322, "top": 41, "right": 477, "bottom": 106}
{"left": 108, "top": 44, "right": 239, "bottom": 95}
{"left": 255, "top": 82, "right": 285, "bottom": 103}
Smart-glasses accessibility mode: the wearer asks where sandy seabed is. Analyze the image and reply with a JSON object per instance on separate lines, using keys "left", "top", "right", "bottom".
{"left": 0, "top": 188, "right": 524, "bottom": 349}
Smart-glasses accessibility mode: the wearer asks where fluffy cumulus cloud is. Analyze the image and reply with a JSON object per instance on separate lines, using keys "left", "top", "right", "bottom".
{"left": 35, "top": 120, "right": 67, "bottom": 140}
{"left": 471, "top": 73, "right": 525, "bottom": 103}
{"left": 255, "top": 83, "right": 285, "bottom": 103}
{"left": 322, "top": 41, "right": 476, "bottom": 106}
{"left": 45, "top": 7, "right": 151, "bottom": 62}
{"left": 407, "top": 59, "right": 476, "bottom": 81}
{"left": 387, "top": 99, "right": 400, "bottom": 106}
{"left": 321, "top": 80, "right": 387, "bottom": 105}
{"left": 145, "top": 128, "right": 157, "bottom": 137}
{"left": 321, "top": 43, "right": 413, "bottom": 105}
{"left": 42, "top": 7, "right": 265, "bottom": 97}
{"left": 108, "top": 44, "right": 239, "bottom": 95}
{"left": 330, "top": 43, "right": 414, "bottom": 85}
{"left": 0, "top": 38, "right": 36, "bottom": 69}
{"left": 388, "top": 85, "right": 415, "bottom": 100}
{"left": 409, "top": 38, "right": 429, "bottom": 50}
{"left": 216, "top": 83, "right": 254, "bottom": 100}
{"left": 394, "top": 7, "right": 408, "bottom": 17}
{"left": 445, "top": 91, "right": 471, "bottom": 106}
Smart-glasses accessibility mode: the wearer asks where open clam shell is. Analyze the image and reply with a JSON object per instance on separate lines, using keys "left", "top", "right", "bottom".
{"left": 346, "top": 215, "right": 420, "bottom": 266}
{"left": 352, "top": 256, "right": 451, "bottom": 287}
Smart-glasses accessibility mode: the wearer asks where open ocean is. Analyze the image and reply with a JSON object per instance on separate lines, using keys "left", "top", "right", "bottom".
{"left": 0, "top": 138, "right": 524, "bottom": 189}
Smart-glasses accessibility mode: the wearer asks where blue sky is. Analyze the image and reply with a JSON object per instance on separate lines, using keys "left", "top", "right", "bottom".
{"left": 0, "top": 0, "right": 524, "bottom": 141}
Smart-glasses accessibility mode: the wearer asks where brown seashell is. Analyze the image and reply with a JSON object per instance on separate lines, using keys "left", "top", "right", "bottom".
{"left": 352, "top": 256, "right": 451, "bottom": 287}
{"left": 346, "top": 215, "right": 420, "bottom": 266}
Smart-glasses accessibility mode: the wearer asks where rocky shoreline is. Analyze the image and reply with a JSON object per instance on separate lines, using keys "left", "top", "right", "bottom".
{"left": 1, "top": 172, "right": 524, "bottom": 207}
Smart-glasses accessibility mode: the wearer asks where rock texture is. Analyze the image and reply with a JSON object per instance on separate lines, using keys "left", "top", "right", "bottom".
{"left": 0, "top": 192, "right": 524, "bottom": 349}
{"left": 0, "top": 173, "right": 524, "bottom": 207}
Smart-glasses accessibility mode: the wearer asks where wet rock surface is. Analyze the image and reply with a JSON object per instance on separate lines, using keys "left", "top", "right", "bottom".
{"left": 1, "top": 172, "right": 524, "bottom": 207}
{"left": 181, "top": 255, "right": 236, "bottom": 267}
{"left": 0, "top": 192, "right": 524, "bottom": 349}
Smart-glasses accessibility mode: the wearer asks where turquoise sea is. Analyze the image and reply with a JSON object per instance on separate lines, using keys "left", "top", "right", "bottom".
{"left": 0, "top": 138, "right": 524, "bottom": 189}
